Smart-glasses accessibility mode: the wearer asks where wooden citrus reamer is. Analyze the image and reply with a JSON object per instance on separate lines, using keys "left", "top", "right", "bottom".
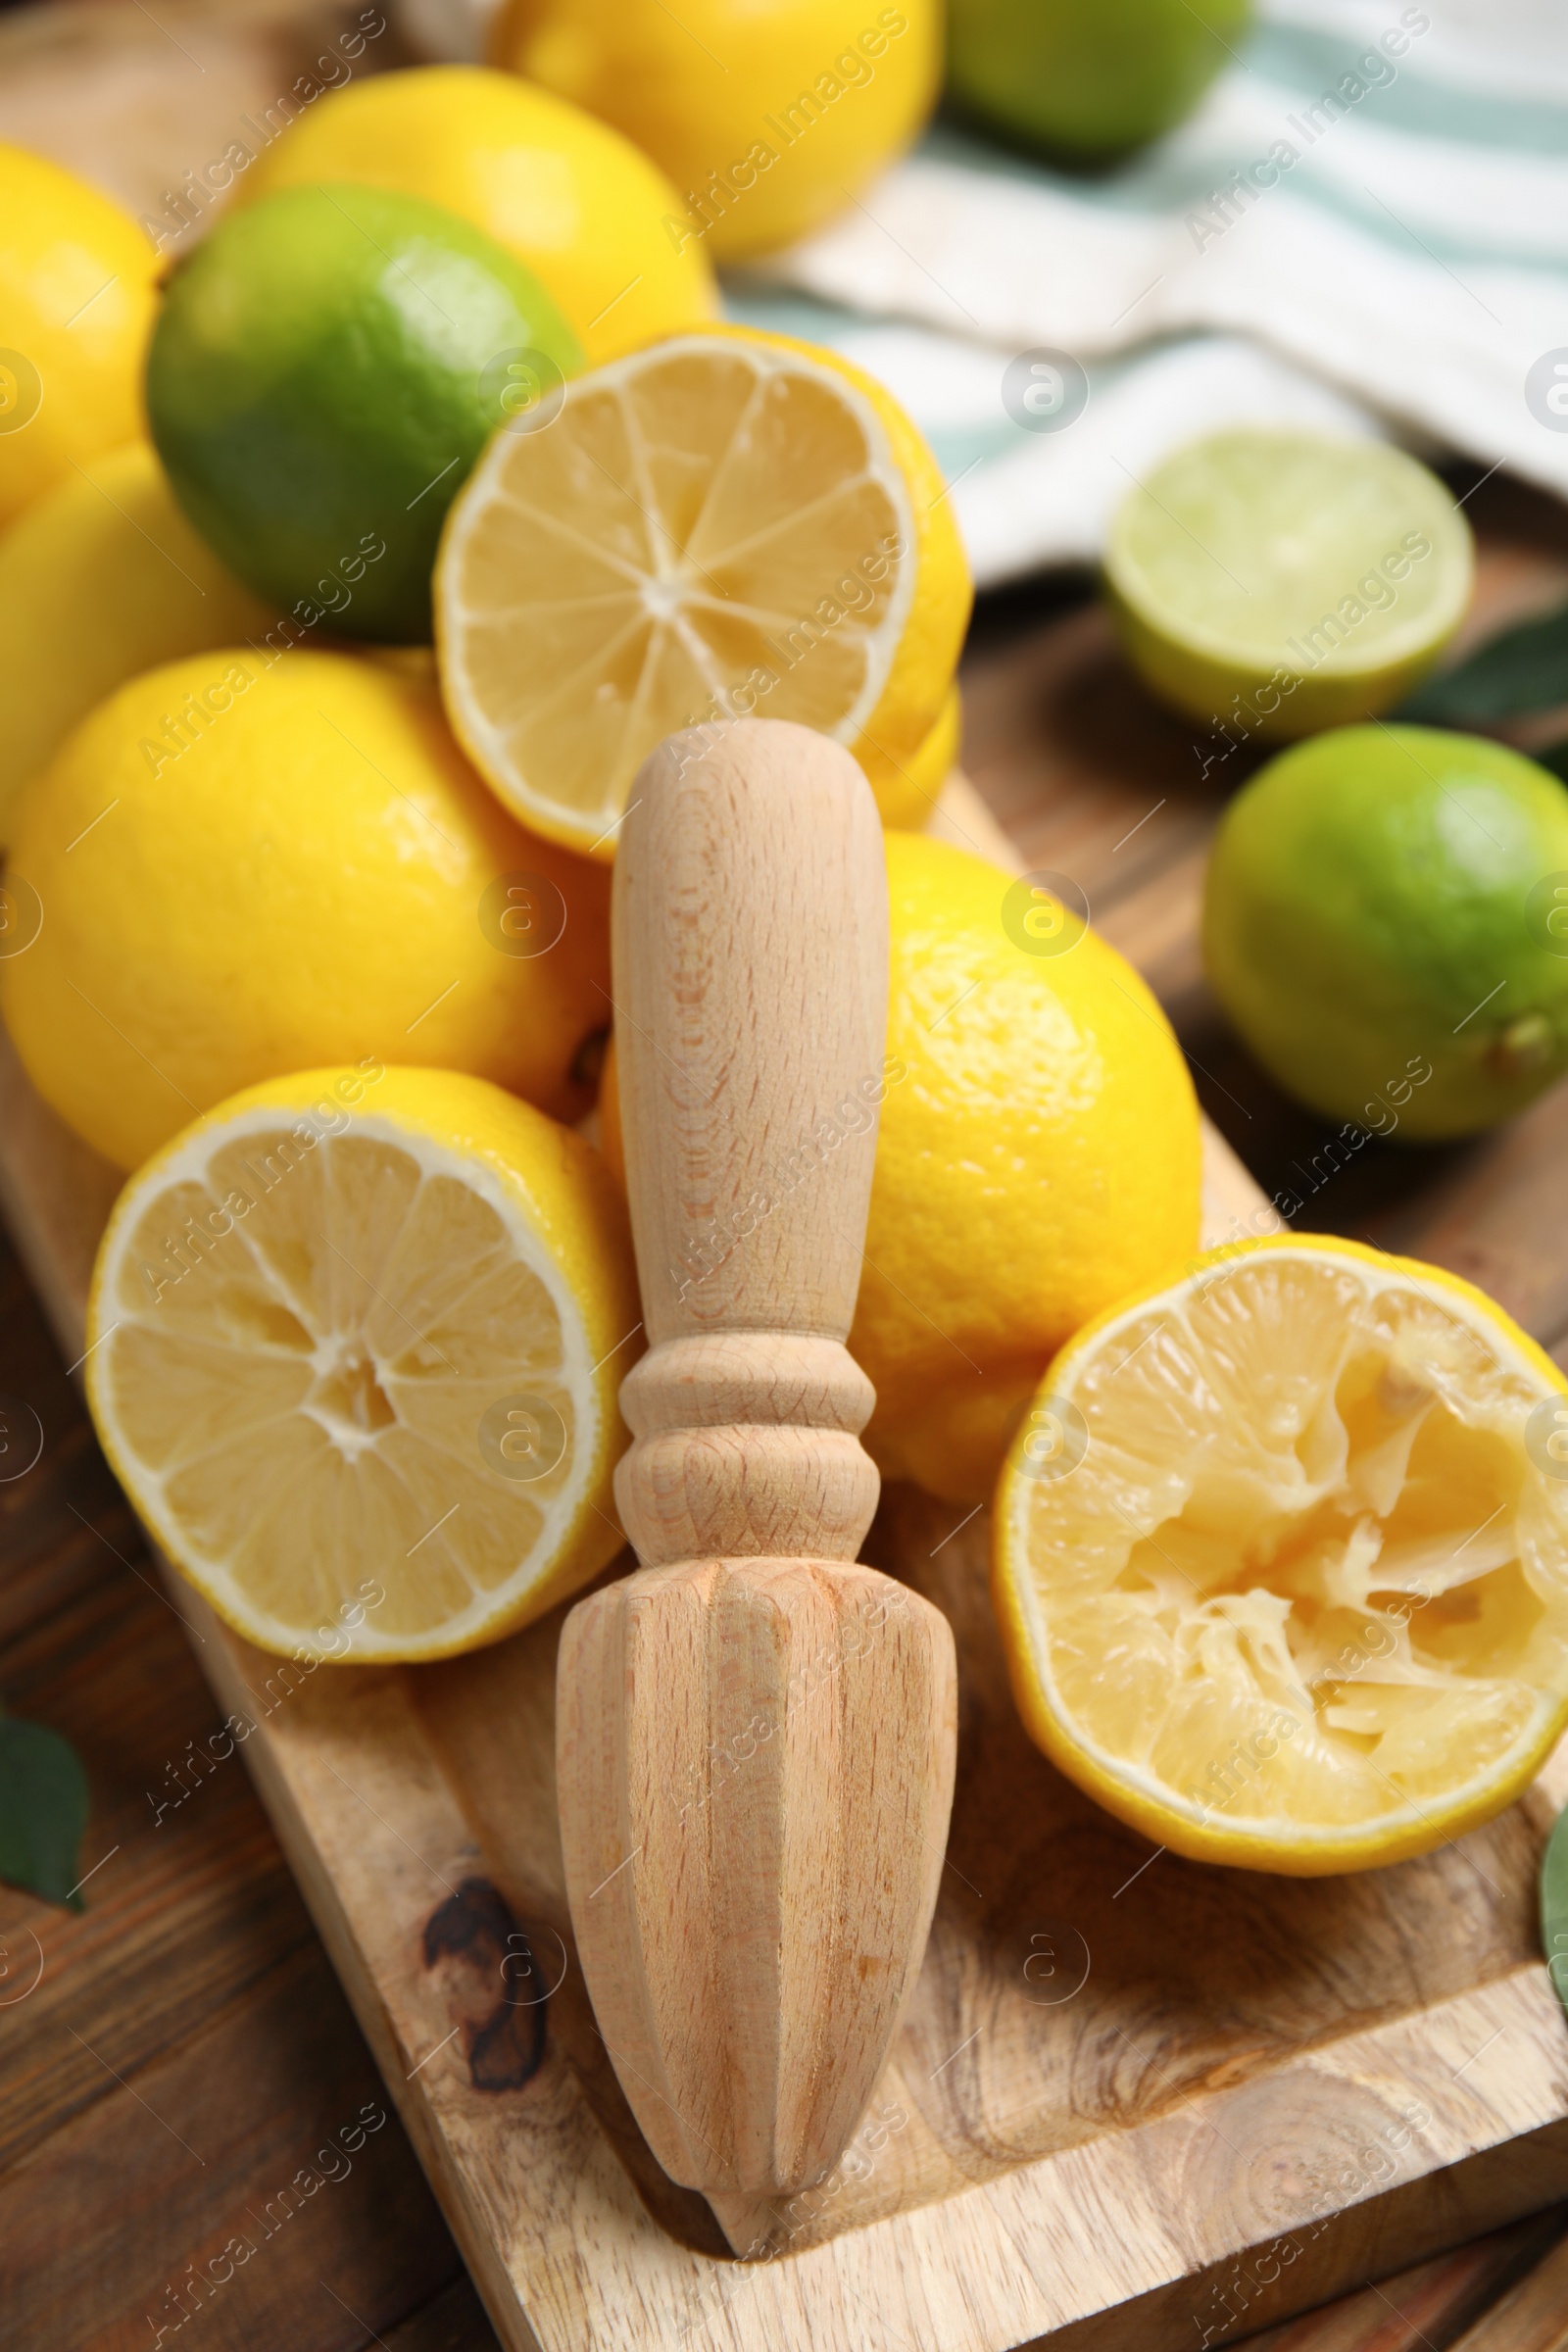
{"left": 556, "top": 716, "right": 957, "bottom": 2199}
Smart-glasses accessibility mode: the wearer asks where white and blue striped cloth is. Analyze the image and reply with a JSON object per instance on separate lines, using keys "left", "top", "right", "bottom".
{"left": 729, "top": 0, "right": 1568, "bottom": 586}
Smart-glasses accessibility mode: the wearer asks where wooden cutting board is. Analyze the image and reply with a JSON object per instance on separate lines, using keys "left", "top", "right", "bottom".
{"left": 6, "top": 2, "right": 1568, "bottom": 2343}
{"left": 4, "top": 759, "right": 1568, "bottom": 2352}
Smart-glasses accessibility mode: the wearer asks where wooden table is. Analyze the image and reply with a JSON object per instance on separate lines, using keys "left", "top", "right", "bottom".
{"left": 8, "top": 493, "right": 1568, "bottom": 2347}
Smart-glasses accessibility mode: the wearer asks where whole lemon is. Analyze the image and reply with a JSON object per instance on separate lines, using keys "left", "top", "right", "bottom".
{"left": 235, "top": 65, "right": 717, "bottom": 367}
{"left": 601, "top": 831, "right": 1201, "bottom": 1503}
{"left": 1, "top": 648, "right": 611, "bottom": 1170}
{"left": 488, "top": 0, "right": 939, "bottom": 261}
{"left": 0, "top": 144, "right": 160, "bottom": 528}
{"left": 0, "top": 441, "right": 275, "bottom": 845}
{"left": 854, "top": 833, "right": 1200, "bottom": 1503}
{"left": 148, "top": 184, "right": 582, "bottom": 643}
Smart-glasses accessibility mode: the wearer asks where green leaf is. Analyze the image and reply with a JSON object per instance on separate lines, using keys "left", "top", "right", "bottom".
{"left": 1537, "top": 740, "right": 1568, "bottom": 787}
{"left": 1541, "top": 1797, "right": 1568, "bottom": 2018}
{"left": 1399, "top": 602, "right": 1568, "bottom": 725}
{"left": 0, "top": 1717, "right": 89, "bottom": 1909}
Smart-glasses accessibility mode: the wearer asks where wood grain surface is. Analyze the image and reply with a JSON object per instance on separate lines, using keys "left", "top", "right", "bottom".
{"left": 0, "top": 1210, "right": 490, "bottom": 2350}
{"left": 6, "top": 1165, "right": 1567, "bottom": 2352}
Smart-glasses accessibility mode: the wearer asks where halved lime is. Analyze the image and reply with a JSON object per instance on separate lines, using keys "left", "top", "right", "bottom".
{"left": 1104, "top": 430, "right": 1473, "bottom": 740}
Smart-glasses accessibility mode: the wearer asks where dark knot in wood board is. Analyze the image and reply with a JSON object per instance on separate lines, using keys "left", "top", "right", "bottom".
{"left": 422, "top": 1876, "right": 550, "bottom": 2092}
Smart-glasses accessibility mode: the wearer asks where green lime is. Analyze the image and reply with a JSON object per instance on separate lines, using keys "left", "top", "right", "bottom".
{"left": 947, "top": 0, "right": 1250, "bottom": 161}
{"left": 1105, "top": 430, "right": 1473, "bottom": 741}
{"left": 147, "top": 184, "right": 582, "bottom": 644}
{"left": 1203, "top": 725, "right": 1568, "bottom": 1142}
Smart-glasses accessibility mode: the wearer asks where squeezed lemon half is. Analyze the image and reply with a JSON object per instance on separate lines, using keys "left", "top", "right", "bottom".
{"left": 994, "top": 1236, "right": 1568, "bottom": 1873}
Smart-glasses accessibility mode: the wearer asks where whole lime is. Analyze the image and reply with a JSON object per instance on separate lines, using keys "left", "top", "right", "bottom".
{"left": 947, "top": 0, "right": 1250, "bottom": 161}
{"left": 147, "top": 184, "right": 582, "bottom": 643}
{"left": 1203, "top": 726, "right": 1568, "bottom": 1142}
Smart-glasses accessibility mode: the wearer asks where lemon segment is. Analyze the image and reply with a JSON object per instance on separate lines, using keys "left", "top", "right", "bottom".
{"left": 86, "top": 1066, "right": 641, "bottom": 1661}
{"left": 435, "top": 325, "right": 970, "bottom": 856}
{"left": 994, "top": 1235, "right": 1568, "bottom": 1874}
{"left": 1103, "top": 430, "right": 1473, "bottom": 739}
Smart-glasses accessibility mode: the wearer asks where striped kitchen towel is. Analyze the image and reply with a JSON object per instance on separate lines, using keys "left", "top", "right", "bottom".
{"left": 727, "top": 0, "right": 1568, "bottom": 586}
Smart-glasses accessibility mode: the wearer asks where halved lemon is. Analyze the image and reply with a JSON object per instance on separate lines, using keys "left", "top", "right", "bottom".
{"left": 434, "top": 325, "right": 970, "bottom": 855}
{"left": 994, "top": 1235, "right": 1568, "bottom": 1874}
{"left": 85, "top": 1066, "right": 641, "bottom": 1661}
